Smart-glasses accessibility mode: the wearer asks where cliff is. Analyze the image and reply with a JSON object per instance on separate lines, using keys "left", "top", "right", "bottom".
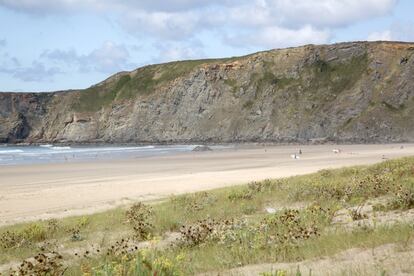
{"left": 1, "top": 41, "right": 414, "bottom": 144}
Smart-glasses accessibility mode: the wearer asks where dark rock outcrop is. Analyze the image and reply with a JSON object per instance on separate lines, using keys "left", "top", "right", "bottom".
{"left": 192, "top": 145, "right": 212, "bottom": 152}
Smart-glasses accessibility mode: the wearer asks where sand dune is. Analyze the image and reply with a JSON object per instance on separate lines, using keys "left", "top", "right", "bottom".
{"left": 1, "top": 144, "right": 413, "bottom": 226}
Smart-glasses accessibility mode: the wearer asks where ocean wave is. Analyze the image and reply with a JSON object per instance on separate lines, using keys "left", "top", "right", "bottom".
{"left": 62, "top": 146, "right": 156, "bottom": 153}
{"left": 0, "top": 145, "right": 198, "bottom": 165}
{"left": 0, "top": 149, "right": 24, "bottom": 154}
{"left": 51, "top": 146, "right": 72, "bottom": 150}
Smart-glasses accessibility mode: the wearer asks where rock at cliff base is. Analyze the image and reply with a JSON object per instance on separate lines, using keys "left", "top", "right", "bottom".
{"left": 192, "top": 145, "right": 212, "bottom": 152}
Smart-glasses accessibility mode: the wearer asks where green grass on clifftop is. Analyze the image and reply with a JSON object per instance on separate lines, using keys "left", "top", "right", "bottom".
{"left": 72, "top": 59, "right": 228, "bottom": 112}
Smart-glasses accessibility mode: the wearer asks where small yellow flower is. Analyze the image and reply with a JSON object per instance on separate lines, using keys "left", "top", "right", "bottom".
{"left": 176, "top": 253, "right": 185, "bottom": 262}
{"left": 276, "top": 270, "right": 287, "bottom": 276}
{"left": 121, "top": 254, "right": 129, "bottom": 262}
{"left": 140, "top": 249, "right": 149, "bottom": 260}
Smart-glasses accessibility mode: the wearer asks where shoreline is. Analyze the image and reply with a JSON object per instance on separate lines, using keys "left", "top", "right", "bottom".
{"left": 2, "top": 139, "right": 413, "bottom": 147}
{"left": 1, "top": 143, "right": 414, "bottom": 226}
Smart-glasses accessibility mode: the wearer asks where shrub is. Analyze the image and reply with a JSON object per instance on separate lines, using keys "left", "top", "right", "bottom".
{"left": 247, "top": 179, "right": 274, "bottom": 193}
{"left": 92, "top": 251, "right": 182, "bottom": 276}
{"left": 389, "top": 183, "right": 414, "bottom": 210}
{"left": 67, "top": 216, "right": 91, "bottom": 241}
{"left": 21, "top": 223, "right": 46, "bottom": 242}
{"left": 228, "top": 189, "right": 253, "bottom": 201}
{"left": 260, "top": 209, "right": 321, "bottom": 247}
{"left": 289, "top": 171, "right": 395, "bottom": 203}
{"left": 0, "top": 223, "right": 47, "bottom": 249}
{"left": 171, "top": 191, "right": 217, "bottom": 211}
{"left": 126, "top": 203, "right": 154, "bottom": 241}
{"left": 260, "top": 270, "right": 288, "bottom": 276}
{"left": 0, "top": 230, "right": 24, "bottom": 249}
{"left": 46, "top": 219, "right": 60, "bottom": 234}
{"left": 179, "top": 218, "right": 218, "bottom": 246}
{"left": 9, "top": 252, "right": 65, "bottom": 276}
{"left": 349, "top": 207, "right": 368, "bottom": 221}
{"left": 228, "top": 180, "right": 276, "bottom": 202}
{"left": 106, "top": 238, "right": 138, "bottom": 258}
{"left": 178, "top": 218, "right": 246, "bottom": 247}
{"left": 68, "top": 228, "right": 82, "bottom": 241}
{"left": 77, "top": 216, "right": 90, "bottom": 228}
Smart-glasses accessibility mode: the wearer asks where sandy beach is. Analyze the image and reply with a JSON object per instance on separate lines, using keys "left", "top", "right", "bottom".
{"left": 1, "top": 144, "right": 414, "bottom": 226}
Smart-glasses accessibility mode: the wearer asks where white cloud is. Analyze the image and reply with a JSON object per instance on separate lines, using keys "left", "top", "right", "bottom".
{"left": 0, "top": 0, "right": 398, "bottom": 46}
{"left": 0, "top": 53, "right": 21, "bottom": 74}
{"left": 107, "top": 0, "right": 234, "bottom": 13}
{"left": 367, "top": 30, "right": 393, "bottom": 41}
{"left": 0, "top": 52, "right": 61, "bottom": 82}
{"left": 226, "top": 25, "right": 331, "bottom": 49}
{"left": 367, "top": 21, "right": 414, "bottom": 42}
{"left": 121, "top": 10, "right": 200, "bottom": 40}
{"left": 13, "top": 61, "right": 62, "bottom": 82}
{"left": 0, "top": 41, "right": 135, "bottom": 83}
{"left": 115, "top": 0, "right": 397, "bottom": 47}
{"left": 41, "top": 48, "right": 78, "bottom": 64}
{"left": 0, "top": 0, "right": 231, "bottom": 13}
{"left": 154, "top": 42, "right": 205, "bottom": 62}
{"left": 87, "top": 41, "right": 133, "bottom": 73}
{"left": 41, "top": 41, "right": 137, "bottom": 74}
{"left": 0, "top": 0, "right": 401, "bottom": 83}
{"left": 0, "top": 0, "right": 96, "bottom": 13}
{"left": 265, "top": 0, "right": 397, "bottom": 28}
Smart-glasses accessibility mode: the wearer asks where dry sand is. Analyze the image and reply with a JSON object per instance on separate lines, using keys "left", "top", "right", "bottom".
{"left": 217, "top": 241, "right": 414, "bottom": 276}
{"left": 1, "top": 144, "right": 414, "bottom": 226}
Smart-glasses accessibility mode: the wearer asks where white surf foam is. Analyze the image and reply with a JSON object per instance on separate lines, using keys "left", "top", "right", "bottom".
{"left": 0, "top": 149, "right": 24, "bottom": 154}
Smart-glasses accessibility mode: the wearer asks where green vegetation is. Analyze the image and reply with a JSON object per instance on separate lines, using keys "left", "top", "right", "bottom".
{"left": 254, "top": 72, "right": 296, "bottom": 93}
{"left": 73, "top": 59, "right": 229, "bottom": 112}
{"left": 1, "top": 157, "right": 414, "bottom": 275}
{"left": 223, "top": 78, "right": 239, "bottom": 94}
{"left": 71, "top": 50, "right": 369, "bottom": 113}
{"left": 117, "top": 60, "right": 223, "bottom": 99}
{"left": 72, "top": 75, "right": 131, "bottom": 112}
{"left": 308, "top": 53, "right": 369, "bottom": 98}
{"left": 248, "top": 71, "right": 297, "bottom": 97}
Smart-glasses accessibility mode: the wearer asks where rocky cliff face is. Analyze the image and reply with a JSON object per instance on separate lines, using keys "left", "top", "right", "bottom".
{"left": 1, "top": 41, "right": 414, "bottom": 144}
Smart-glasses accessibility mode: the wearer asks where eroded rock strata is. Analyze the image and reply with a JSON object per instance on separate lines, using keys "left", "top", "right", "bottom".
{"left": 1, "top": 41, "right": 413, "bottom": 143}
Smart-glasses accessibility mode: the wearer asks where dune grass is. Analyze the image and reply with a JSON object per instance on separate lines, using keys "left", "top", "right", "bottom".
{"left": 1, "top": 157, "right": 414, "bottom": 275}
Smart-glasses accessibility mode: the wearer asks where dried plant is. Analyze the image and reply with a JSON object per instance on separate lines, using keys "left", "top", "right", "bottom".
{"left": 126, "top": 202, "right": 154, "bottom": 240}
{"left": 9, "top": 252, "right": 65, "bottom": 276}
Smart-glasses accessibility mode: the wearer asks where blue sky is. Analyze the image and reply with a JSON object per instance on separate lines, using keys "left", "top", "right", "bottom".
{"left": 0, "top": 0, "right": 413, "bottom": 92}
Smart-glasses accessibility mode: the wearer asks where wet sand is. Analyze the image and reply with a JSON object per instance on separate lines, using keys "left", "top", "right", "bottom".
{"left": 1, "top": 144, "right": 413, "bottom": 226}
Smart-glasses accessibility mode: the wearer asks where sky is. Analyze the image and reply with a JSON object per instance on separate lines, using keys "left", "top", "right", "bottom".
{"left": 0, "top": 0, "right": 413, "bottom": 92}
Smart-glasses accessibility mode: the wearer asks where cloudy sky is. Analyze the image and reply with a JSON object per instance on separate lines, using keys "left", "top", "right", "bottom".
{"left": 0, "top": 0, "right": 413, "bottom": 92}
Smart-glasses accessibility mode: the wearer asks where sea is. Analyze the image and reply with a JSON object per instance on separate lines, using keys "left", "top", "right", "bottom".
{"left": 0, "top": 144, "right": 222, "bottom": 166}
